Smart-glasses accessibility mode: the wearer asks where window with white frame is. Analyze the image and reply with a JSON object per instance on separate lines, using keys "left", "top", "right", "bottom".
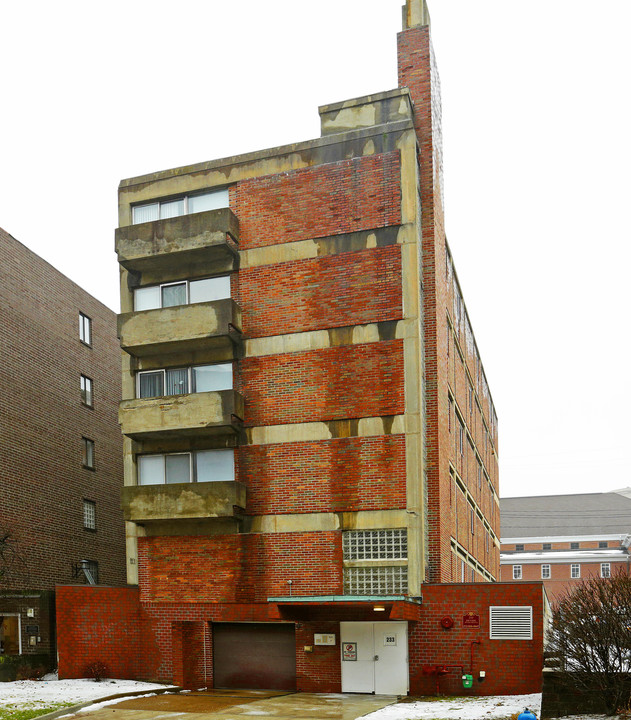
{"left": 79, "top": 312, "right": 91, "bottom": 346}
{"left": 512, "top": 564, "right": 522, "bottom": 580}
{"left": 541, "top": 564, "right": 551, "bottom": 579}
{"left": 601, "top": 562, "right": 611, "bottom": 578}
{"left": 132, "top": 188, "right": 229, "bottom": 224}
{"left": 83, "top": 500, "right": 96, "bottom": 530}
{"left": 80, "top": 375, "right": 93, "bottom": 406}
{"left": 137, "top": 363, "right": 232, "bottom": 399}
{"left": 137, "top": 449, "right": 234, "bottom": 485}
{"left": 571, "top": 563, "right": 580, "bottom": 579}
{"left": 134, "top": 276, "right": 230, "bottom": 312}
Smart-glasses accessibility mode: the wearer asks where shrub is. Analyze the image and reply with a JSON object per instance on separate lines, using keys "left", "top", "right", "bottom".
{"left": 82, "top": 660, "right": 110, "bottom": 682}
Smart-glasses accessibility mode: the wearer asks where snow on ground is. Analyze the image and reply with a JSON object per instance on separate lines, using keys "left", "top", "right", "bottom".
{"left": 364, "top": 693, "right": 542, "bottom": 720}
{"left": 0, "top": 673, "right": 177, "bottom": 712}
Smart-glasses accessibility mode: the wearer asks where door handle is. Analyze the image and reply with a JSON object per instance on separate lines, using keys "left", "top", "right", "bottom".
{"left": 374, "top": 655, "right": 379, "bottom": 661}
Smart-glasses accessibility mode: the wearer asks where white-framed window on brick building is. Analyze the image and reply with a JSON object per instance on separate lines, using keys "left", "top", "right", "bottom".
{"left": 134, "top": 276, "right": 230, "bottom": 312}
{"left": 601, "top": 563, "right": 611, "bottom": 578}
{"left": 137, "top": 363, "right": 232, "bottom": 399}
{"left": 83, "top": 500, "right": 96, "bottom": 530}
{"left": 512, "top": 565, "right": 522, "bottom": 580}
{"left": 571, "top": 563, "right": 580, "bottom": 579}
{"left": 80, "top": 375, "right": 93, "bottom": 406}
{"left": 79, "top": 312, "right": 91, "bottom": 346}
{"left": 82, "top": 438, "right": 95, "bottom": 469}
{"left": 137, "top": 449, "right": 234, "bottom": 485}
{"left": 132, "top": 188, "right": 229, "bottom": 224}
{"left": 541, "top": 564, "right": 551, "bottom": 579}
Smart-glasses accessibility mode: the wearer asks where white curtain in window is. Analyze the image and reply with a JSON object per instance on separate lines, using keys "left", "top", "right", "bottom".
{"left": 138, "top": 455, "right": 165, "bottom": 485}
{"left": 188, "top": 189, "right": 229, "bottom": 214}
{"left": 193, "top": 364, "right": 232, "bottom": 392}
{"left": 196, "top": 449, "right": 234, "bottom": 483}
{"left": 134, "top": 286, "right": 161, "bottom": 311}
{"left": 189, "top": 276, "right": 230, "bottom": 304}
{"left": 132, "top": 203, "right": 160, "bottom": 224}
{"left": 160, "top": 198, "right": 185, "bottom": 219}
{"left": 139, "top": 371, "right": 164, "bottom": 398}
{"left": 161, "top": 283, "right": 186, "bottom": 308}
{"left": 166, "top": 454, "right": 191, "bottom": 484}
{"left": 166, "top": 368, "right": 188, "bottom": 395}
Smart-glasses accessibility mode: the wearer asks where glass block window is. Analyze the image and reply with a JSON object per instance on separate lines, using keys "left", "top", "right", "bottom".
{"left": 83, "top": 500, "right": 96, "bottom": 530}
{"left": 343, "top": 566, "right": 408, "bottom": 595}
{"left": 343, "top": 529, "right": 407, "bottom": 561}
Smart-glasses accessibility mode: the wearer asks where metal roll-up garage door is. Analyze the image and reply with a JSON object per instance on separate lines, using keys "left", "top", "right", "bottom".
{"left": 213, "top": 623, "right": 296, "bottom": 690}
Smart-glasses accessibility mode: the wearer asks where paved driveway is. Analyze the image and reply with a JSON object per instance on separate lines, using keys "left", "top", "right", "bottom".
{"left": 70, "top": 689, "right": 398, "bottom": 720}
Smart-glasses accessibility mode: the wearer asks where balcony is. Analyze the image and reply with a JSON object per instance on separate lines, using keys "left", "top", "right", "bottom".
{"left": 116, "top": 208, "right": 239, "bottom": 279}
{"left": 118, "top": 298, "right": 241, "bottom": 358}
{"left": 119, "top": 390, "right": 244, "bottom": 440}
{"left": 121, "top": 481, "right": 246, "bottom": 526}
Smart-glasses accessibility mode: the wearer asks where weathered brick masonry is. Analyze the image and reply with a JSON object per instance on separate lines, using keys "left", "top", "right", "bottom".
{"left": 56, "top": 0, "right": 537, "bottom": 698}
{"left": 0, "top": 227, "right": 125, "bottom": 667}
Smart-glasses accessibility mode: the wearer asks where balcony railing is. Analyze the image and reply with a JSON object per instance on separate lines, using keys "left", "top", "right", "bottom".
{"left": 121, "top": 480, "right": 246, "bottom": 524}
{"left": 118, "top": 298, "right": 241, "bottom": 358}
{"left": 116, "top": 208, "right": 239, "bottom": 279}
{"left": 119, "top": 389, "right": 244, "bottom": 440}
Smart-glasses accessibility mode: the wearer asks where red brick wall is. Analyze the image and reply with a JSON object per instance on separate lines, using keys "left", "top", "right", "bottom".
{"left": 241, "top": 341, "right": 404, "bottom": 427}
{"left": 138, "top": 532, "right": 343, "bottom": 603}
{"left": 56, "top": 586, "right": 147, "bottom": 680}
{"left": 398, "top": 24, "right": 499, "bottom": 583}
{"left": 240, "top": 435, "right": 406, "bottom": 515}
{"left": 235, "top": 154, "right": 401, "bottom": 249}
{"left": 410, "top": 583, "right": 545, "bottom": 696}
{"left": 58, "top": 582, "right": 544, "bottom": 695}
{"left": 237, "top": 246, "right": 402, "bottom": 338}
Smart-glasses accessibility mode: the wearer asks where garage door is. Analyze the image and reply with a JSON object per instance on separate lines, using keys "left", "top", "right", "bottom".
{"left": 213, "top": 623, "right": 296, "bottom": 690}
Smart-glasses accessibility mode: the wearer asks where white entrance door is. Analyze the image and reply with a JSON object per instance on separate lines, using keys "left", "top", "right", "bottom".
{"left": 340, "top": 622, "right": 408, "bottom": 695}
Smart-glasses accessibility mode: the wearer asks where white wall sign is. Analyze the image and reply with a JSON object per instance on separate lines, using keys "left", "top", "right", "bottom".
{"left": 314, "top": 633, "right": 336, "bottom": 646}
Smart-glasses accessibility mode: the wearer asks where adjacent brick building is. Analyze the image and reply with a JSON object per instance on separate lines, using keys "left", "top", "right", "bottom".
{"left": 0, "top": 226, "right": 126, "bottom": 677}
{"left": 58, "top": 0, "right": 546, "bottom": 695}
{"left": 500, "top": 491, "right": 631, "bottom": 603}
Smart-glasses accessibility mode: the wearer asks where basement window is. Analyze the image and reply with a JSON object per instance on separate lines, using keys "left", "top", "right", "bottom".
{"left": 137, "top": 363, "right": 232, "bottom": 399}
{"left": 137, "top": 449, "right": 234, "bottom": 485}
{"left": 489, "top": 606, "right": 533, "bottom": 640}
{"left": 132, "top": 188, "right": 229, "bottom": 224}
{"left": 134, "top": 276, "right": 230, "bottom": 311}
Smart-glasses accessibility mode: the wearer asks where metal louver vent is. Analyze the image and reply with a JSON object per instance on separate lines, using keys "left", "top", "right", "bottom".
{"left": 489, "top": 606, "right": 533, "bottom": 640}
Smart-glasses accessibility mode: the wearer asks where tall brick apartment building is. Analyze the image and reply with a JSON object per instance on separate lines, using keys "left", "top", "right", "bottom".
{"left": 0, "top": 227, "right": 126, "bottom": 676}
{"left": 58, "top": 0, "right": 546, "bottom": 696}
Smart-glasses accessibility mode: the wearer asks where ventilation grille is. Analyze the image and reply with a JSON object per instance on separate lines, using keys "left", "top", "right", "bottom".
{"left": 489, "top": 606, "right": 533, "bottom": 640}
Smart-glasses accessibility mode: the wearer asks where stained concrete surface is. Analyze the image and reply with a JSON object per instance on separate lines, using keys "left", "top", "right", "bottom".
{"left": 71, "top": 689, "right": 398, "bottom": 720}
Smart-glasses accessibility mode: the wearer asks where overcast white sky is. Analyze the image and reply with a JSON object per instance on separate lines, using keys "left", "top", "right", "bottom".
{"left": 1, "top": 1, "right": 629, "bottom": 499}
